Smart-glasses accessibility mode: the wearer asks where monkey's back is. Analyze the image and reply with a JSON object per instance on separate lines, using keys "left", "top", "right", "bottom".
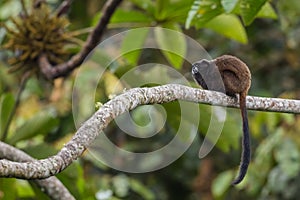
{"left": 215, "top": 55, "right": 251, "bottom": 96}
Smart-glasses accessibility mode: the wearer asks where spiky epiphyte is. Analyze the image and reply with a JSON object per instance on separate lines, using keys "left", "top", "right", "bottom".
{"left": 3, "top": 1, "right": 77, "bottom": 73}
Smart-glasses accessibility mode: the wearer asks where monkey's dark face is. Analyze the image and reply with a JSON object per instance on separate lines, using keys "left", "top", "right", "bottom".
{"left": 192, "top": 59, "right": 225, "bottom": 93}
{"left": 192, "top": 59, "right": 211, "bottom": 89}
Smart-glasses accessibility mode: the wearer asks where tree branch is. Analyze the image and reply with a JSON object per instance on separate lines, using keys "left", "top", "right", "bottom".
{"left": 0, "top": 84, "right": 299, "bottom": 179}
{"left": 38, "top": 0, "right": 123, "bottom": 79}
{"left": 0, "top": 141, "right": 75, "bottom": 200}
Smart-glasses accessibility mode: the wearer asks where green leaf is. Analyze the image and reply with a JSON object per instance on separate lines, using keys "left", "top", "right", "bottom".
{"left": 110, "top": 9, "right": 153, "bottom": 25}
{"left": 240, "top": 0, "right": 268, "bottom": 25}
{"left": 8, "top": 110, "right": 59, "bottom": 145}
{"left": 155, "top": 0, "right": 170, "bottom": 20}
{"left": 0, "top": 93, "right": 15, "bottom": 137}
{"left": 211, "top": 108, "right": 240, "bottom": 152}
{"left": 186, "top": 0, "right": 224, "bottom": 29}
{"left": 204, "top": 14, "right": 248, "bottom": 44}
{"left": 0, "top": 179, "right": 17, "bottom": 200}
{"left": 163, "top": 0, "right": 194, "bottom": 23}
{"left": 129, "top": 0, "right": 155, "bottom": 14}
{"left": 275, "top": 139, "right": 300, "bottom": 178}
{"left": 130, "top": 178, "right": 155, "bottom": 200}
{"left": 28, "top": 181, "right": 51, "bottom": 200}
{"left": 212, "top": 170, "right": 233, "bottom": 198}
{"left": 154, "top": 25, "right": 186, "bottom": 69}
{"left": 185, "top": 0, "right": 201, "bottom": 29}
{"left": 256, "top": 2, "right": 277, "bottom": 19}
{"left": 23, "top": 143, "right": 58, "bottom": 159}
{"left": 221, "top": 0, "right": 238, "bottom": 13}
{"left": 0, "top": 0, "right": 21, "bottom": 20}
{"left": 121, "top": 28, "right": 149, "bottom": 65}
{"left": 17, "top": 180, "right": 35, "bottom": 198}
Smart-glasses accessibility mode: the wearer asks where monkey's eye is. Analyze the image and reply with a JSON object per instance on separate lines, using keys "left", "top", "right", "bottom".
{"left": 192, "top": 65, "right": 199, "bottom": 75}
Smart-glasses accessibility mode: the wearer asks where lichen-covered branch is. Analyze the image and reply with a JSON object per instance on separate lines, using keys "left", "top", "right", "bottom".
{"left": 0, "top": 141, "right": 75, "bottom": 200}
{"left": 0, "top": 84, "right": 299, "bottom": 179}
{"left": 38, "top": 0, "right": 123, "bottom": 79}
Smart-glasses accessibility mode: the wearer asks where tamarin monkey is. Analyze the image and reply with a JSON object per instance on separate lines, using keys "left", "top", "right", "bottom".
{"left": 191, "top": 55, "right": 251, "bottom": 185}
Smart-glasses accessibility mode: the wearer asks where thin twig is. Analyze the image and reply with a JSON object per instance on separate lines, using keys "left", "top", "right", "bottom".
{"left": 20, "top": 0, "right": 28, "bottom": 16}
{"left": 56, "top": 0, "right": 73, "bottom": 17}
{"left": 0, "top": 84, "right": 299, "bottom": 179}
{"left": 66, "top": 27, "right": 94, "bottom": 37}
{"left": 39, "top": 0, "right": 123, "bottom": 79}
{"left": 1, "top": 71, "right": 31, "bottom": 141}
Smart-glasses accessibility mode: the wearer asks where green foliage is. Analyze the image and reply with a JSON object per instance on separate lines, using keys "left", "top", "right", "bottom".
{"left": 186, "top": 0, "right": 277, "bottom": 43}
{"left": 7, "top": 110, "right": 59, "bottom": 145}
{"left": 204, "top": 14, "right": 248, "bottom": 44}
{"left": 154, "top": 25, "right": 186, "bottom": 68}
{"left": 239, "top": 0, "right": 268, "bottom": 25}
{"left": 0, "top": 93, "right": 15, "bottom": 138}
{"left": 121, "top": 28, "right": 149, "bottom": 65}
{"left": 212, "top": 170, "right": 234, "bottom": 199}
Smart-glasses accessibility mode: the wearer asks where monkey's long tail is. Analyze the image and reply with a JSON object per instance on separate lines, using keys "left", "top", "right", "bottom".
{"left": 232, "top": 92, "right": 251, "bottom": 185}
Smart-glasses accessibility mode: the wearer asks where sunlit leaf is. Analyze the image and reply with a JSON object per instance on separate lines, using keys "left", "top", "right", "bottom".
{"left": 186, "top": 0, "right": 224, "bottom": 28}
{"left": 110, "top": 9, "right": 153, "bottom": 24}
{"left": 240, "top": 0, "right": 268, "bottom": 25}
{"left": 221, "top": 0, "right": 238, "bottom": 13}
{"left": 17, "top": 180, "right": 35, "bottom": 198}
{"left": 154, "top": 25, "right": 186, "bottom": 69}
{"left": 204, "top": 14, "right": 248, "bottom": 44}
{"left": 185, "top": 0, "right": 201, "bottom": 29}
{"left": 0, "top": 179, "right": 17, "bottom": 200}
{"left": 256, "top": 2, "right": 277, "bottom": 19}
{"left": 0, "top": 0, "right": 21, "bottom": 19}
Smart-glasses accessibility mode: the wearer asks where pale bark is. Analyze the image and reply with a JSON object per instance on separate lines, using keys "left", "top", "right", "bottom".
{"left": 0, "top": 84, "right": 299, "bottom": 179}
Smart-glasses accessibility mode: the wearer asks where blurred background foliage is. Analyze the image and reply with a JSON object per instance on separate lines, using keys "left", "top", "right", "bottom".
{"left": 0, "top": 0, "right": 300, "bottom": 199}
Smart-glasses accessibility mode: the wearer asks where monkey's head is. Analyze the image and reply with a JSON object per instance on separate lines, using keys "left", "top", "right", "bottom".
{"left": 192, "top": 59, "right": 225, "bottom": 93}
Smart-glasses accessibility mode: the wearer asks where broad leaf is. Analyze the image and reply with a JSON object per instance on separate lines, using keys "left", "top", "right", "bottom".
{"left": 110, "top": 9, "right": 153, "bottom": 25}
{"left": 154, "top": 25, "right": 186, "bottom": 69}
{"left": 221, "top": 0, "right": 238, "bottom": 13}
{"left": 240, "top": 0, "right": 268, "bottom": 25}
{"left": 186, "top": 0, "right": 224, "bottom": 29}
{"left": 0, "top": 179, "right": 17, "bottom": 200}
{"left": 204, "top": 14, "right": 248, "bottom": 44}
{"left": 256, "top": 2, "right": 277, "bottom": 19}
{"left": 163, "top": 0, "right": 194, "bottom": 23}
{"left": 185, "top": 0, "right": 201, "bottom": 29}
{"left": 155, "top": 0, "right": 170, "bottom": 20}
{"left": 121, "top": 28, "right": 149, "bottom": 65}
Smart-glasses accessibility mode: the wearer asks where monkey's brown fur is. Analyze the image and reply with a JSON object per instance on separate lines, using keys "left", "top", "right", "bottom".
{"left": 192, "top": 55, "right": 251, "bottom": 185}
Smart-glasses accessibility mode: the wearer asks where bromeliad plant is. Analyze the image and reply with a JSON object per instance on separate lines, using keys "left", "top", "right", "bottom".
{"left": 3, "top": 1, "right": 82, "bottom": 75}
